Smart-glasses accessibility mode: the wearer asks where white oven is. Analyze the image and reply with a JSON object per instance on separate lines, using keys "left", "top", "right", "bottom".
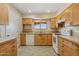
{"left": 53, "top": 34, "right": 58, "bottom": 53}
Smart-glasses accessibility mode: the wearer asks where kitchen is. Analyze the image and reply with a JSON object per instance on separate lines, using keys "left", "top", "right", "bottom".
{"left": 0, "top": 3, "right": 79, "bottom": 56}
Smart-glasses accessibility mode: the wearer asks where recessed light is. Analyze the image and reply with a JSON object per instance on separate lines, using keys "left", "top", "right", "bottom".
{"left": 28, "top": 10, "right": 31, "bottom": 13}
{"left": 47, "top": 10, "right": 51, "bottom": 13}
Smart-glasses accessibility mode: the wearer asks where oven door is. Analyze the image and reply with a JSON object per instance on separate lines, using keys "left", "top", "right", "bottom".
{"left": 53, "top": 34, "right": 58, "bottom": 53}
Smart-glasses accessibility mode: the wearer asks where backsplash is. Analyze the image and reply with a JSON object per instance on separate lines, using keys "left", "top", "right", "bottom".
{"left": 71, "top": 26, "right": 79, "bottom": 37}
{"left": 0, "top": 25, "right": 6, "bottom": 38}
{"left": 63, "top": 25, "right": 79, "bottom": 38}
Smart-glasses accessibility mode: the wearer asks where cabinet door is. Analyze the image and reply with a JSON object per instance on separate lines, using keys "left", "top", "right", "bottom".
{"left": 10, "top": 39, "right": 17, "bottom": 56}
{"left": 47, "top": 34, "right": 52, "bottom": 45}
{"left": 63, "top": 44, "right": 77, "bottom": 56}
{"left": 34, "top": 34, "right": 43, "bottom": 45}
{"left": 22, "top": 18, "right": 32, "bottom": 24}
{"left": 20, "top": 34, "right": 26, "bottom": 46}
{"left": 62, "top": 9, "right": 72, "bottom": 24}
{"left": 50, "top": 17, "right": 57, "bottom": 28}
{"left": 58, "top": 37, "right": 64, "bottom": 55}
{"left": 0, "top": 4, "right": 8, "bottom": 25}
{"left": 72, "top": 4, "right": 79, "bottom": 25}
{"left": 0, "top": 39, "right": 17, "bottom": 56}
{"left": 40, "top": 34, "right": 46, "bottom": 45}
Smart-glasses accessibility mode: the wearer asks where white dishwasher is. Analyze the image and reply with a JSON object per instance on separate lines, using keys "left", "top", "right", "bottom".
{"left": 26, "top": 34, "right": 34, "bottom": 45}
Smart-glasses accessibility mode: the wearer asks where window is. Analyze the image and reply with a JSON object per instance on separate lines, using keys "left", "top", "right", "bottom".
{"left": 40, "top": 23, "right": 48, "bottom": 29}
{"left": 34, "top": 22, "right": 48, "bottom": 29}
{"left": 34, "top": 23, "right": 40, "bottom": 29}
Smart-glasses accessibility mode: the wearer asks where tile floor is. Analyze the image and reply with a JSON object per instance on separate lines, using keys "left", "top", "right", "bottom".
{"left": 18, "top": 46, "right": 57, "bottom": 56}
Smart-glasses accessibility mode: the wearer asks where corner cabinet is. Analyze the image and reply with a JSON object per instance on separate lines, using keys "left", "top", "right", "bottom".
{"left": 0, "top": 4, "right": 8, "bottom": 25}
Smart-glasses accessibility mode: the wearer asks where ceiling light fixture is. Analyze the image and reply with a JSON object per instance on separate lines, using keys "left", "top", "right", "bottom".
{"left": 29, "top": 10, "right": 31, "bottom": 13}
{"left": 47, "top": 10, "right": 51, "bottom": 13}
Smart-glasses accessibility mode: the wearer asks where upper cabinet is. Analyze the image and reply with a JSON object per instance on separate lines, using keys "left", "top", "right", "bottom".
{"left": 57, "top": 4, "right": 79, "bottom": 25}
{"left": 50, "top": 17, "right": 57, "bottom": 28}
{"left": 0, "top": 4, "right": 8, "bottom": 25}
{"left": 22, "top": 18, "right": 32, "bottom": 24}
{"left": 61, "top": 8, "right": 73, "bottom": 24}
{"left": 72, "top": 4, "right": 79, "bottom": 25}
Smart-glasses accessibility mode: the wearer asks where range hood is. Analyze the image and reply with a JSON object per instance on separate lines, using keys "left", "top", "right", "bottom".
{"left": 57, "top": 19, "right": 65, "bottom": 23}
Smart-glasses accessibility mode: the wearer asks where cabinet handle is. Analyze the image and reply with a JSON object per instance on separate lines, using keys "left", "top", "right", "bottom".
{"left": 62, "top": 46, "right": 64, "bottom": 47}
{"left": 76, "top": 45, "right": 79, "bottom": 47}
{"left": 62, "top": 41, "right": 64, "bottom": 42}
{"left": 12, "top": 45, "right": 15, "bottom": 48}
{"left": 76, "top": 49, "right": 79, "bottom": 51}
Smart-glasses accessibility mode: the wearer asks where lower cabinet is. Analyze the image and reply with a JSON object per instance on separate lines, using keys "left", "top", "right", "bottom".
{"left": 63, "top": 44, "right": 78, "bottom": 56}
{"left": 34, "top": 34, "right": 52, "bottom": 46}
{"left": 20, "top": 33, "right": 52, "bottom": 46}
{"left": 0, "top": 39, "right": 17, "bottom": 56}
{"left": 20, "top": 33, "right": 26, "bottom": 46}
{"left": 58, "top": 36, "right": 79, "bottom": 56}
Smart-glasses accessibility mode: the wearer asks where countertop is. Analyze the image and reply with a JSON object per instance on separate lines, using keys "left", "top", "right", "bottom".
{"left": 22, "top": 32, "right": 52, "bottom": 35}
{"left": 0, "top": 36, "right": 16, "bottom": 44}
{"left": 58, "top": 35, "right": 79, "bottom": 44}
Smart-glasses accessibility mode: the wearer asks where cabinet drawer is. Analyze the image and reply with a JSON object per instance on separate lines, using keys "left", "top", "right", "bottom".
{"left": 58, "top": 37, "right": 64, "bottom": 43}
{"left": 58, "top": 43, "right": 63, "bottom": 48}
{"left": 63, "top": 44, "right": 78, "bottom": 56}
{"left": 58, "top": 48, "right": 63, "bottom": 55}
{"left": 63, "top": 39, "right": 78, "bottom": 50}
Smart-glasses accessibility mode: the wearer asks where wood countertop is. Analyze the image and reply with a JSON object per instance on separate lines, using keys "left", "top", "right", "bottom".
{"left": 0, "top": 36, "right": 16, "bottom": 44}
{"left": 58, "top": 35, "right": 79, "bottom": 44}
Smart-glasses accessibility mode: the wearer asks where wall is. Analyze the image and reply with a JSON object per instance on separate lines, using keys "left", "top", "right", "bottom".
{"left": 6, "top": 5, "right": 22, "bottom": 47}
{"left": 23, "top": 13, "right": 54, "bottom": 19}
{"left": 61, "top": 25, "right": 79, "bottom": 38}
{"left": 67, "top": 26, "right": 79, "bottom": 37}
{"left": 6, "top": 5, "right": 22, "bottom": 37}
{"left": 0, "top": 4, "right": 22, "bottom": 47}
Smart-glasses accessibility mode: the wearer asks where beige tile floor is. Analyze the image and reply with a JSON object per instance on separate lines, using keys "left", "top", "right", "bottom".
{"left": 18, "top": 46, "right": 57, "bottom": 56}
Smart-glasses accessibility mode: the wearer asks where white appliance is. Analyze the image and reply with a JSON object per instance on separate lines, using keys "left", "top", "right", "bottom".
{"left": 57, "top": 19, "right": 65, "bottom": 23}
{"left": 60, "top": 27, "right": 72, "bottom": 36}
{"left": 26, "top": 34, "right": 34, "bottom": 45}
{"left": 53, "top": 34, "right": 58, "bottom": 53}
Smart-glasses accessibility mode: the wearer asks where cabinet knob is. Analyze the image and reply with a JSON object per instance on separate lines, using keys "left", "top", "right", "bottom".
{"left": 62, "top": 46, "right": 64, "bottom": 47}
{"left": 76, "top": 49, "right": 79, "bottom": 51}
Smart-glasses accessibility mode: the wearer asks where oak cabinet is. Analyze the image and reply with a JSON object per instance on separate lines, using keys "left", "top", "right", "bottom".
{"left": 57, "top": 4, "right": 79, "bottom": 25}
{"left": 0, "top": 39, "right": 17, "bottom": 56}
{"left": 0, "top": 4, "right": 8, "bottom": 25}
{"left": 22, "top": 18, "right": 32, "bottom": 24}
{"left": 20, "top": 33, "right": 26, "bottom": 46}
{"left": 58, "top": 37, "right": 64, "bottom": 55}
{"left": 72, "top": 4, "right": 79, "bottom": 25}
{"left": 34, "top": 34, "right": 52, "bottom": 46}
{"left": 47, "top": 34, "right": 52, "bottom": 45}
{"left": 34, "top": 34, "right": 44, "bottom": 45}
{"left": 50, "top": 17, "right": 57, "bottom": 28}
{"left": 61, "top": 9, "right": 73, "bottom": 24}
{"left": 63, "top": 44, "right": 77, "bottom": 56}
{"left": 58, "top": 36, "right": 79, "bottom": 56}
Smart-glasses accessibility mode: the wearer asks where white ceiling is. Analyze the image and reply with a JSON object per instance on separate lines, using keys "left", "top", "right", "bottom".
{"left": 10, "top": 3, "right": 71, "bottom": 19}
